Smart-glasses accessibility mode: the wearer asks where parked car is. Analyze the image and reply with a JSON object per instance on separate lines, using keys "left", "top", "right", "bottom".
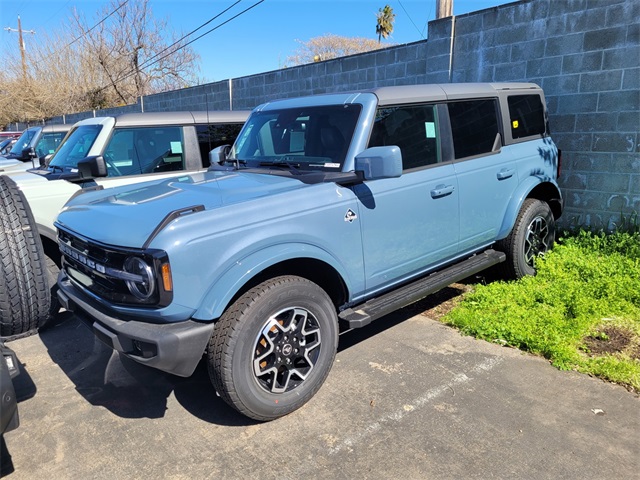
{"left": 54, "top": 83, "right": 563, "bottom": 421}
{"left": 0, "top": 124, "right": 71, "bottom": 172}
{"left": 0, "top": 110, "right": 248, "bottom": 338}
{"left": 0, "top": 137, "right": 18, "bottom": 155}
{"left": 0, "top": 131, "right": 21, "bottom": 140}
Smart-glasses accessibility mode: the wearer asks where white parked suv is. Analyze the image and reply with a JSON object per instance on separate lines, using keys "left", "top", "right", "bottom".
{"left": 0, "top": 124, "right": 72, "bottom": 173}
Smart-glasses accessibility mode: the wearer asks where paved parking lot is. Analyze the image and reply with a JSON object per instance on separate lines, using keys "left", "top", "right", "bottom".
{"left": 2, "top": 297, "right": 639, "bottom": 479}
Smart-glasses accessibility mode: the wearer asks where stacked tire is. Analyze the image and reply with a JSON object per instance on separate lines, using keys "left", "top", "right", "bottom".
{"left": 0, "top": 175, "right": 50, "bottom": 338}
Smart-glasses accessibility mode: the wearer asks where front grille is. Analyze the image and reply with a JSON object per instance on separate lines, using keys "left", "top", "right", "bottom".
{"left": 57, "top": 226, "right": 171, "bottom": 307}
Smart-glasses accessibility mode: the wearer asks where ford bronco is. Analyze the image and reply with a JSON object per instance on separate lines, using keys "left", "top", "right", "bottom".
{"left": 0, "top": 111, "right": 247, "bottom": 337}
{"left": 55, "top": 83, "right": 563, "bottom": 420}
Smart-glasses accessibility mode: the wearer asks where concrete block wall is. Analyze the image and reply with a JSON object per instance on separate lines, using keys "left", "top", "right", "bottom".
{"left": 446, "top": 0, "right": 639, "bottom": 230}
{"left": 44, "top": 0, "right": 638, "bottom": 230}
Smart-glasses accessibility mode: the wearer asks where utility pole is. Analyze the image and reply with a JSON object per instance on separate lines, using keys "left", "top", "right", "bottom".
{"left": 4, "top": 15, "right": 36, "bottom": 79}
{"left": 436, "top": 0, "right": 453, "bottom": 19}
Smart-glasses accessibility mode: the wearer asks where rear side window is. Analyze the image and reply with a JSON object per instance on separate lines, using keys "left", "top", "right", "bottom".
{"left": 196, "top": 123, "right": 244, "bottom": 166}
{"left": 369, "top": 104, "right": 440, "bottom": 170}
{"left": 508, "top": 94, "right": 546, "bottom": 139}
{"left": 448, "top": 99, "right": 500, "bottom": 159}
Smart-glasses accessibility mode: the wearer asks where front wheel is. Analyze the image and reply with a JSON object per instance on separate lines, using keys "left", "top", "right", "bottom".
{"left": 496, "top": 199, "right": 555, "bottom": 280}
{"left": 208, "top": 276, "right": 338, "bottom": 421}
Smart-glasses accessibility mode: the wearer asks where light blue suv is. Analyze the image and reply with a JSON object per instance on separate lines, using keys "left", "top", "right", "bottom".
{"left": 55, "top": 83, "right": 563, "bottom": 420}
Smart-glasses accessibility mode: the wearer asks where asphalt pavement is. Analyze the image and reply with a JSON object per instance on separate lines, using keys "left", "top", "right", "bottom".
{"left": 2, "top": 298, "right": 638, "bottom": 479}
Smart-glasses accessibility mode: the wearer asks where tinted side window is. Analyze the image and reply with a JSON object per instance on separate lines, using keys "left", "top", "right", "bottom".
{"left": 368, "top": 104, "right": 440, "bottom": 170}
{"left": 448, "top": 99, "right": 499, "bottom": 159}
{"left": 104, "top": 126, "right": 184, "bottom": 176}
{"left": 196, "top": 123, "right": 244, "bottom": 166}
{"left": 508, "top": 94, "right": 545, "bottom": 139}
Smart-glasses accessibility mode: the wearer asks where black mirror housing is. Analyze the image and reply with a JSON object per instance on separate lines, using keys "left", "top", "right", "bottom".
{"left": 76, "top": 155, "right": 108, "bottom": 180}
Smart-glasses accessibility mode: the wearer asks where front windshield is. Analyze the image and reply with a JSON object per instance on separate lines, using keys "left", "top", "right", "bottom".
{"left": 232, "top": 104, "right": 361, "bottom": 171}
{"left": 35, "top": 131, "right": 68, "bottom": 158}
{"left": 9, "top": 128, "right": 39, "bottom": 155}
{"left": 48, "top": 124, "right": 102, "bottom": 169}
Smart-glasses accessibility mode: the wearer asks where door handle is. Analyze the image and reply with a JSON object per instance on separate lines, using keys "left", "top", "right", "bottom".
{"left": 497, "top": 168, "right": 515, "bottom": 180}
{"left": 430, "top": 184, "right": 455, "bottom": 198}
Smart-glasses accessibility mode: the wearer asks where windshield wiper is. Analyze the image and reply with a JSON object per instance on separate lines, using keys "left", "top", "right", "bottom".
{"left": 223, "top": 157, "right": 247, "bottom": 170}
{"left": 48, "top": 164, "right": 65, "bottom": 173}
{"left": 259, "top": 161, "right": 302, "bottom": 173}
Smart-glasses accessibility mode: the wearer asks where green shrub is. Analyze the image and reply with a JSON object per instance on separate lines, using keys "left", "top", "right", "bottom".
{"left": 442, "top": 230, "right": 640, "bottom": 391}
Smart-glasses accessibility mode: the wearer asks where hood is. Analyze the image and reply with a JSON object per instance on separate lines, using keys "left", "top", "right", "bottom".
{"left": 0, "top": 158, "right": 30, "bottom": 173}
{"left": 56, "top": 170, "right": 308, "bottom": 248}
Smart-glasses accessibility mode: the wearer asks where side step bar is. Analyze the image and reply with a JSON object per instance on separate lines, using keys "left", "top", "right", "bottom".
{"left": 338, "top": 249, "right": 505, "bottom": 328}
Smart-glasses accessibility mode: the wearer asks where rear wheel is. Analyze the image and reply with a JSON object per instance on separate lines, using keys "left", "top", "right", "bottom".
{"left": 208, "top": 276, "right": 338, "bottom": 421}
{"left": 0, "top": 175, "right": 50, "bottom": 338}
{"left": 497, "top": 198, "right": 555, "bottom": 280}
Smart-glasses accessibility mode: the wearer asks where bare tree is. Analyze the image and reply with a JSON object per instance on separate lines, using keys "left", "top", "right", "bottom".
{"left": 285, "top": 34, "right": 388, "bottom": 67}
{"left": 376, "top": 5, "right": 396, "bottom": 43}
{"left": 0, "top": 0, "right": 200, "bottom": 125}
{"left": 70, "top": 0, "right": 200, "bottom": 106}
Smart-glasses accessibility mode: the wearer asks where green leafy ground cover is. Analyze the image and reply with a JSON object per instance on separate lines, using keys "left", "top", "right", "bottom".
{"left": 441, "top": 230, "right": 640, "bottom": 392}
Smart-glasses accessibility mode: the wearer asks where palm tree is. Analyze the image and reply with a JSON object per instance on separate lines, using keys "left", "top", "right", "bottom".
{"left": 376, "top": 5, "right": 396, "bottom": 43}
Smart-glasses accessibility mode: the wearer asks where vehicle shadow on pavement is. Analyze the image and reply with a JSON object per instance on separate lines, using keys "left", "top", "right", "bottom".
{"left": 338, "top": 283, "right": 471, "bottom": 352}
{"left": 36, "top": 280, "right": 480, "bottom": 428}
{"left": 38, "top": 313, "right": 256, "bottom": 427}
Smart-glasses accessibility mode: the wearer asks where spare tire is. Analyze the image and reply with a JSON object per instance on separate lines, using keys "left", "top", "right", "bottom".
{"left": 0, "top": 175, "right": 50, "bottom": 338}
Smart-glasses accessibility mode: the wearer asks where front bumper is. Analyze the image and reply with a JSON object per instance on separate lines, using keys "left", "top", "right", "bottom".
{"left": 57, "top": 272, "right": 214, "bottom": 377}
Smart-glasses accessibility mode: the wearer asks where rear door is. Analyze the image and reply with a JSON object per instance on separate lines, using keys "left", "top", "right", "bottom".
{"left": 448, "top": 98, "right": 519, "bottom": 253}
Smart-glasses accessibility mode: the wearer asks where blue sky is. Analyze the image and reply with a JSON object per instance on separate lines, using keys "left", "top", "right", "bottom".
{"left": 1, "top": 0, "right": 511, "bottom": 81}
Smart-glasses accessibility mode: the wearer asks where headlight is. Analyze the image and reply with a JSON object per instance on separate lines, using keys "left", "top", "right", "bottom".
{"left": 124, "top": 256, "right": 156, "bottom": 300}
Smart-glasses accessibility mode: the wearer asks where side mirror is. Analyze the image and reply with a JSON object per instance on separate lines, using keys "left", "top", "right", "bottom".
{"left": 76, "top": 155, "right": 108, "bottom": 180}
{"left": 209, "top": 145, "right": 231, "bottom": 166}
{"left": 40, "top": 154, "right": 53, "bottom": 167}
{"left": 22, "top": 146, "right": 36, "bottom": 162}
{"left": 354, "top": 146, "right": 403, "bottom": 180}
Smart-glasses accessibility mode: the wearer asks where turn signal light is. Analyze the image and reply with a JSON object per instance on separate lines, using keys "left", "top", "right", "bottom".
{"left": 161, "top": 263, "right": 173, "bottom": 292}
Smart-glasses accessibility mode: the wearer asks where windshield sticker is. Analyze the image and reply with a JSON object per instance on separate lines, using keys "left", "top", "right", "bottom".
{"left": 324, "top": 162, "right": 341, "bottom": 168}
{"left": 344, "top": 209, "right": 357, "bottom": 223}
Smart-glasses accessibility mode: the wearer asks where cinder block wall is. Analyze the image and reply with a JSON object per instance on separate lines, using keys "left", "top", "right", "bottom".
{"left": 46, "top": 0, "right": 639, "bottom": 230}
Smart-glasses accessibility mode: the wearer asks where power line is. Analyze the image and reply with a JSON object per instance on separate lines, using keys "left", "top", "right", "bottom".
{"left": 94, "top": 0, "right": 265, "bottom": 96}
{"left": 397, "top": 0, "right": 425, "bottom": 39}
{"left": 150, "top": 0, "right": 266, "bottom": 65}
{"left": 66, "top": 0, "right": 130, "bottom": 48}
{"left": 137, "top": 0, "right": 243, "bottom": 73}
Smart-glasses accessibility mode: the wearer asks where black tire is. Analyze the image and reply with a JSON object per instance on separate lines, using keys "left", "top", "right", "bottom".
{"left": 496, "top": 198, "right": 555, "bottom": 280}
{"left": 0, "top": 175, "right": 50, "bottom": 338}
{"left": 208, "top": 276, "right": 338, "bottom": 421}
